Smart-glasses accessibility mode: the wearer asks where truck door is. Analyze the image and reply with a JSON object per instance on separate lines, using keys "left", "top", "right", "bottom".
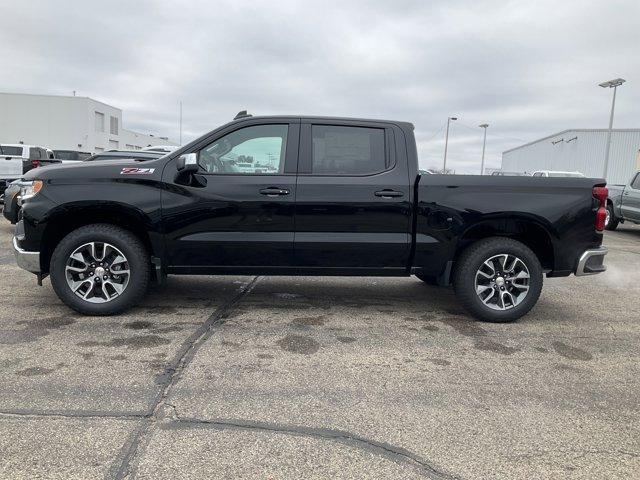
{"left": 621, "top": 172, "right": 640, "bottom": 221}
{"left": 161, "top": 120, "right": 299, "bottom": 270}
{"left": 293, "top": 120, "right": 411, "bottom": 272}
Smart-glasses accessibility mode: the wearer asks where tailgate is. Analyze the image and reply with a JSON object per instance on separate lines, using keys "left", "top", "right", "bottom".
{"left": 0, "top": 156, "right": 23, "bottom": 178}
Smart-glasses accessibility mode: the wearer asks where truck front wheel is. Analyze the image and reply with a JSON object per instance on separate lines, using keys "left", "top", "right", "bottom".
{"left": 50, "top": 224, "right": 150, "bottom": 315}
{"left": 453, "top": 237, "right": 543, "bottom": 323}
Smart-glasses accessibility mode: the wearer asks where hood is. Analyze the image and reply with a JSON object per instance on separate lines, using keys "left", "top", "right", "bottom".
{"left": 23, "top": 157, "right": 164, "bottom": 181}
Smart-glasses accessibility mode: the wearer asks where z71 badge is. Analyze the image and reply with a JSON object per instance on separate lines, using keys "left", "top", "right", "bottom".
{"left": 120, "top": 167, "right": 155, "bottom": 175}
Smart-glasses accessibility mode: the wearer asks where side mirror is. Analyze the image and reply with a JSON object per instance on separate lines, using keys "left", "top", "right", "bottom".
{"left": 176, "top": 153, "right": 198, "bottom": 173}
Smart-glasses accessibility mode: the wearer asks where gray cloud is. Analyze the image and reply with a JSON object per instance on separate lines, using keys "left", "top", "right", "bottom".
{"left": 1, "top": 0, "right": 638, "bottom": 172}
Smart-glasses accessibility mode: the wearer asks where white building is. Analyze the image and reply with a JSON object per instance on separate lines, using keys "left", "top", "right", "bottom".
{"left": 502, "top": 129, "right": 640, "bottom": 184}
{"left": 0, "top": 92, "right": 178, "bottom": 153}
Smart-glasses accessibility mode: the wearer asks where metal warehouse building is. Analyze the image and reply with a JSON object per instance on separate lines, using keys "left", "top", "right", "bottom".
{"left": 502, "top": 129, "right": 640, "bottom": 184}
{"left": 0, "top": 92, "right": 178, "bottom": 154}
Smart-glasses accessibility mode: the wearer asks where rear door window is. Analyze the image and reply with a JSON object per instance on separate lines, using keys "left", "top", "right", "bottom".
{"left": 310, "top": 125, "right": 387, "bottom": 175}
{"left": 631, "top": 173, "right": 640, "bottom": 189}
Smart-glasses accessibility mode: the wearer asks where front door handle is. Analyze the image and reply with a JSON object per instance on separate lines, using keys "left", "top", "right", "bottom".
{"left": 375, "top": 189, "right": 404, "bottom": 198}
{"left": 259, "top": 187, "right": 290, "bottom": 197}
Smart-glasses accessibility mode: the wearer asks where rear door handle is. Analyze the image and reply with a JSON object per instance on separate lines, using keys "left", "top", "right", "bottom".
{"left": 375, "top": 190, "right": 404, "bottom": 198}
{"left": 259, "top": 187, "right": 290, "bottom": 197}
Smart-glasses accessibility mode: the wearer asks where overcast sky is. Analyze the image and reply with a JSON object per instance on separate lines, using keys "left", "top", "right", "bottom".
{"left": 1, "top": 0, "right": 638, "bottom": 172}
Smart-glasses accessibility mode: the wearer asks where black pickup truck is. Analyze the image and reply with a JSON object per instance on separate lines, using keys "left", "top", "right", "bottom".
{"left": 13, "top": 113, "right": 609, "bottom": 322}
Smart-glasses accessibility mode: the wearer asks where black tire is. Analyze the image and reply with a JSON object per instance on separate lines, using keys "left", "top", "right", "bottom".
{"left": 50, "top": 224, "right": 150, "bottom": 315}
{"left": 605, "top": 204, "right": 619, "bottom": 231}
{"left": 453, "top": 237, "right": 543, "bottom": 323}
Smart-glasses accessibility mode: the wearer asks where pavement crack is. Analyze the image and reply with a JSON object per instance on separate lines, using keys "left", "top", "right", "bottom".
{"left": 169, "top": 417, "right": 461, "bottom": 480}
{"left": 111, "top": 276, "right": 260, "bottom": 480}
{"left": 0, "top": 409, "right": 146, "bottom": 420}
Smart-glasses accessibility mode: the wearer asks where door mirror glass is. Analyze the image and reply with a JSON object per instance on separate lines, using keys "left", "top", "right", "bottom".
{"left": 176, "top": 153, "right": 198, "bottom": 172}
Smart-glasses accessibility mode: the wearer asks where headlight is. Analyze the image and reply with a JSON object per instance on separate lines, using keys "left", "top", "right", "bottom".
{"left": 19, "top": 180, "right": 43, "bottom": 203}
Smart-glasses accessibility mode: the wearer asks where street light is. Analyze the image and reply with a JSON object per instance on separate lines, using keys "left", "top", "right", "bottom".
{"left": 443, "top": 116, "right": 457, "bottom": 173}
{"left": 599, "top": 78, "right": 625, "bottom": 178}
{"left": 479, "top": 123, "right": 489, "bottom": 175}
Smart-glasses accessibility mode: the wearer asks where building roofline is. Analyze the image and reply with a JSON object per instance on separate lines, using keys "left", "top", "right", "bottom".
{"left": 0, "top": 91, "right": 121, "bottom": 112}
{"left": 503, "top": 128, "right": 640, "bottom": 154}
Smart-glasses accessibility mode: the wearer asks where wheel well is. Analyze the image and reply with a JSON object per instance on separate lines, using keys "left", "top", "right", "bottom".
{"left": 40, "top": 208, "right": 153, "bottom": 273}
{"left": 456, "top": 219, "right": 555, "bottom": 271}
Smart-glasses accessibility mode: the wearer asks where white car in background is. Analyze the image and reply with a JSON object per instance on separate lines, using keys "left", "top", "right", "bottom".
{"left": 142, "top": 145, "right": 178, "bottom": 154}
{"left": 1, "top": 144, "right": 59, "bottom": 201}
{"left": 531, "top": 170, "right": 585, "bottom": 177}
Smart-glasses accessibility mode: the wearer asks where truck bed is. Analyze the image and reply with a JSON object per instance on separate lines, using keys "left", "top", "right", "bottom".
{"left": 412, "top": 174, "right": 605, "bottom": 282}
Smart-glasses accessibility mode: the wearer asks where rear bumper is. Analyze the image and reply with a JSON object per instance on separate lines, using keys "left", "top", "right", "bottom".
{"left": 13, "top": 236, "right": 41, "bottom": 274}
{"left": 575, "top": 247, "right": 607, "bottom": 276}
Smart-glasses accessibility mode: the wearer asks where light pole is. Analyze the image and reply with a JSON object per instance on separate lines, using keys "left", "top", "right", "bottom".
{"left": 443, "top": 116, "right": 457, "bottom": 173}
{"left": 479, "top": 123, "right": 489, "bottom": 175}
{"left": 179, "top": 101, "right": 183, "bottom": 146}
{"left": 599, "top": 78, "right": 625, "bottom": 178}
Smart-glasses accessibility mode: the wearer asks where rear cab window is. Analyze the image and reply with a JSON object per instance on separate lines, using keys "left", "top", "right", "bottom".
{"left": 300, "top": 124, "right": 393, "bottom": 176}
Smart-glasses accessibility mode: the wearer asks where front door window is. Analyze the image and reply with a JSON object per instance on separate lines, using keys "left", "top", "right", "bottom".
{"left": 198, "top": 124, "right": 288, "bottom": 175}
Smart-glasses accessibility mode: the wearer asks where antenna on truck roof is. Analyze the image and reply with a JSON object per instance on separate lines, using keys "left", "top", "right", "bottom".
{"left": 234, "top": 110, "right": 252, "bottom": 120}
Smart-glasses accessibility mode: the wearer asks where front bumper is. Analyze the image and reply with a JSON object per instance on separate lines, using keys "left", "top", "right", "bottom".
{"left": 575, "top": 247, "right": 607, "bottom": 276}
{"left": 13, "top": 236, "right": 41, "bottom": 274}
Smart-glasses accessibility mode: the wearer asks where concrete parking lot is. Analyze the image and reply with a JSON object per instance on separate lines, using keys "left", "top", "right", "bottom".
{"left": 0, "top": 219, "right": 638, "bottom": 480}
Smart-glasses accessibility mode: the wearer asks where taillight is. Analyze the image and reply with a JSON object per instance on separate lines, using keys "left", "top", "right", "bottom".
{"left": 593, "top": 186, "right": 608, "bottom": 232}
{"left": 31, "top": 160, "right": 41, "bottom": 168}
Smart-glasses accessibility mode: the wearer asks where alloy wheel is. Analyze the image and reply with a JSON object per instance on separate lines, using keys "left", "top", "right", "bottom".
{"left": 474, "top": 253, "right": 530, "bottom": 310}
{"left": 65, "top": 242, "right": 130, "bottom": 303}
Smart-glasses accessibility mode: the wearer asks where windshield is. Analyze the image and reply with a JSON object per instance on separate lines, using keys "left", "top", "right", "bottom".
{"left": 0, "top": 145, "right": 23, "bottom": 156}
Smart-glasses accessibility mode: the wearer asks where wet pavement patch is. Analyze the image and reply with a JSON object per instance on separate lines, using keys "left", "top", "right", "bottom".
{"left": 77, "top": 335, "right": 171, "bottom": 350}
{"left": 291, "top": 315, "right": 327, "bottom": 327}
{"left": 439, "top": 317, "right": 487, "bottom": 337}
{"left": 552, "top": 341, "right": 593, "bottom": 361}
{"left": 16, "top": 365, "right": 62, "bottom": 376}
{"left": 336, "top": 336, "right": 356, "bottom": 344}
{"left": 426, "top": 358, "right": 451, "bottom": 366}
{"left": 474, "top": 338, "right": 521, "bottom": 355}
{"left": 17, "top": 316, "right": 76, "bottom": 329}
{"left": 145, "top": 306, "right": 178, "bottom": 314}
{"left": 276, "top": 334, "right": 320, "bottom": 354}
{"left": 125, "top": 321, "right": 154, "bottom": 330}
{"left": 1, "top": 316, "right": 76, "bottom": 345}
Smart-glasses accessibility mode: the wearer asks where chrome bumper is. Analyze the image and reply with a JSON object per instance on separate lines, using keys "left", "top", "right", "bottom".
{"left": 575, "top": 247, "right": 607, "bottom": 276}
{"left": 13, "top": 236, "right": 41, "bottom": 274}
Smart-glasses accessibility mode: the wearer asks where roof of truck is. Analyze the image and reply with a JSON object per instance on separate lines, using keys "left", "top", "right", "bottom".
{"left": 228, "top": 113, "right": 415, "bottom": 130}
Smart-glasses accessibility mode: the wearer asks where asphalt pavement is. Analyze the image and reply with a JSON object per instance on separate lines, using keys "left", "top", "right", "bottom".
{"left": 0, "top": 219, "right": 638, "bottom": 479}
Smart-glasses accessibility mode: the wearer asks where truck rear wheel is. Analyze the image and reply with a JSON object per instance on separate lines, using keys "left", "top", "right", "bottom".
{"left": 453, "top": 237, "right": 543, "bottom": 323}
{"left": 605, "top": 204, "right": 619, "bottom": 231}
{"left": 50, "top": 224, "right": 150, "bottom": 315}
